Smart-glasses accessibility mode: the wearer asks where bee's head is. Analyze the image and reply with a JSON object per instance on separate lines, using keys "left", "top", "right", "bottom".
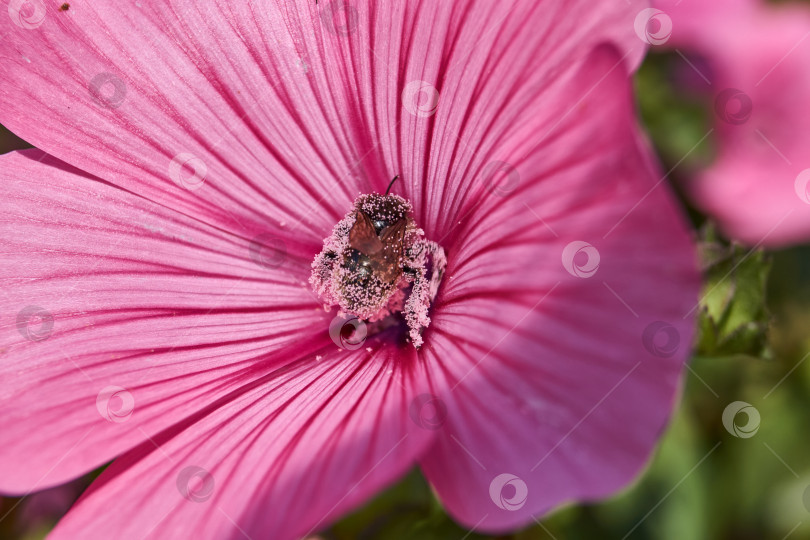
{"left": 354, "top": 193, "right": 411, "bottom": 234}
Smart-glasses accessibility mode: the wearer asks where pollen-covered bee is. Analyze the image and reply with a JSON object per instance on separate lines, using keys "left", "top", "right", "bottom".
{"left": 310, "top": 176, "right": 446, "bottom": 347}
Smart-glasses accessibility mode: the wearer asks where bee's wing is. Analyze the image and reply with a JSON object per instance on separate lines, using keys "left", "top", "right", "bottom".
{"left": 379, "top": 218, "right": 407, "bottom": 247}
{"left": 349, "top": 211, "right": 384, "bottom": 254}
{"left": 374, "top": 218, "right": 407, "bottom": 282}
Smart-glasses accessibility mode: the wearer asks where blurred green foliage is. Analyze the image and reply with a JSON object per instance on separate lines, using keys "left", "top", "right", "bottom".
{"left": 635, "top": 51, "right": 716, "bottom": 172}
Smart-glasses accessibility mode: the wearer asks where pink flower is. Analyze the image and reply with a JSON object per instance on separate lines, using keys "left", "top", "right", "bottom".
{"left": 652, "top": 0, "right": 810, "bottom": 246}
{"left": 1, "top": 1, "right": 698, "bottom": 538}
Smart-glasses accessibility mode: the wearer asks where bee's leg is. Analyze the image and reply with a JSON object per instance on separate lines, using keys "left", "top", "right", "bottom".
{"left": 402, "top": 240, "right": 447, "bottom": 348}
{"left": 403, "top": 265, "right": 429, "bottom": 348}
{"left": 408, "top": 240, "right": 446, "bottom": 302}
{"left": 309, "top": 248, "right": 341, "bottom": 307}
{"left": 402, "top": 265, "right": 418, "bottom": 281}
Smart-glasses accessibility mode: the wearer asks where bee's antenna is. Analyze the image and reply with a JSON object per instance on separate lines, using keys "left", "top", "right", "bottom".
{"left": 385, "top": 175, "right": 400, "bottom": 196}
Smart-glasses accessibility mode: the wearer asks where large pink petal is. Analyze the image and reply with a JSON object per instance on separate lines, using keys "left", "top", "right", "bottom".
{"left": 417, "top": 46, "right": 700, "bottom": 532}
{"left": 0, "top": 150, "right": 329, "bottom": 494}
{"left": 50, "top": 346, "right": 434, "bottom": 540}
{"left": 0, "top": 0, "right": 648, "bottom": 244}
{"left": 656, "top": 0, "right": 810, "bottom": 245}
{"left": 367, "top": 0, "right": 649, "bottom": 238}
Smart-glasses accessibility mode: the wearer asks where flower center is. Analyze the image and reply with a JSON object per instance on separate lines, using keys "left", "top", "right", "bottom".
{"left": 310, "top": 191, "right": 446, "bottom": 348}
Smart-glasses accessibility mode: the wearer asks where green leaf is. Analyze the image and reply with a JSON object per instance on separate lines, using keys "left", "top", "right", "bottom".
{"left": 695, "top": 228, "right": 771, "bottom": 358}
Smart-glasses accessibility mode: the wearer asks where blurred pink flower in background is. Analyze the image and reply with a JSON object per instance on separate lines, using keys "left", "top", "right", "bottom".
{"left": 652, "top": 0, "right": 810, "bottom": 246}
{"left": 1, "top": 1, "right": 698, "bottom": 538}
